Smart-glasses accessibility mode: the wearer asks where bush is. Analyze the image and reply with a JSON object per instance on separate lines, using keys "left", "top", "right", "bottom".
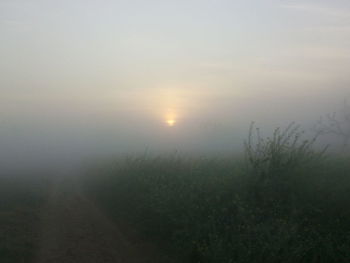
{"left": 83, "top": 125, "right": 350, "bottom": 263}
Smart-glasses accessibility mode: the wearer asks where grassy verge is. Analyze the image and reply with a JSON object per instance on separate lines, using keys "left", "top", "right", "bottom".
{"left": 83, "top": 125, "right": 350, "bottom": 262}
{"left": 0, "top": 174, "right": 49, "bottom": 263}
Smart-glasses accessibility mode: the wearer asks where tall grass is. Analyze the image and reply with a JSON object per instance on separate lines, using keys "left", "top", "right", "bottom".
{"left": 84, "top": 124, "right": 350, "bottom": 263}
{"left": 244, "top": 123, "right": 328, "bottom": 213}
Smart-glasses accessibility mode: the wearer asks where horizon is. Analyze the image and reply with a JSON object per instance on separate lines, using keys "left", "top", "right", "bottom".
{"left": 1, "top": 0, "right": 350, "bottom": 171}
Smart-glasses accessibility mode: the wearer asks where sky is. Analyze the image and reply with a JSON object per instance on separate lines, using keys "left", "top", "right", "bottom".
{"left": 0, "top": 0, "right": 350, "bottom": 171}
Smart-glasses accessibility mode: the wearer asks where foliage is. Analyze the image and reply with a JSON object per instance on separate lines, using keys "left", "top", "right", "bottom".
{"left": 84, "top": 125, "right": 350, "bottom": 263}
{"left": 244, "top": 122, "right": 327, "bottom": 210}
{"left": 245, "top": 122, "right": 326, "bottom": 177}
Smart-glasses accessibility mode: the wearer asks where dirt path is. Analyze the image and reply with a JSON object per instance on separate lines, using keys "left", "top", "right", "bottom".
{"left": 36, "top": 178, "right": 171, "bottom": 263}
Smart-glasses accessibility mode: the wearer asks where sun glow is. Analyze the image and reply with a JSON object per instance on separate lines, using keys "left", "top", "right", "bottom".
{"left": 165, "top": 111, "right": 178, "bottom": 127}
{"left": 166, "top": 119, "right": 176, "bottom": 126}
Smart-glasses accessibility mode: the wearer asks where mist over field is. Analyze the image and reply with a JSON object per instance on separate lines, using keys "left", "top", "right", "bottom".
{"left": 1, "top": 1, "right": 350, "bottom": 263}
{"left": 1, "top": 0, "right": 350, "bottom": 172}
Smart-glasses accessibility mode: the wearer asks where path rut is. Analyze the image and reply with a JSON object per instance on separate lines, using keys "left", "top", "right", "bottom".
{"left": 37, "top": 178, "right": 169, "bottom": 263}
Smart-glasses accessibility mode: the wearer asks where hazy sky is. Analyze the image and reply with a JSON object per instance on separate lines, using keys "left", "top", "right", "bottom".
{"left": 1, "top": 0, "right": 350, "bottom": 170}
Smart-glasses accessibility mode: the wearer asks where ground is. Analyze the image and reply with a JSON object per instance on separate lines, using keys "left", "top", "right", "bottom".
{"left": 36, "top": 177, "right": 173, "bottom": 263}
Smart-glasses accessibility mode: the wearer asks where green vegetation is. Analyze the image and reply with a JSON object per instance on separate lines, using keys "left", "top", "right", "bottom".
{"left": 0, "top": 175, "right": 49, "bottom": 263}
{"left": 84, "top": 124, "right": 350, "bottom": 262}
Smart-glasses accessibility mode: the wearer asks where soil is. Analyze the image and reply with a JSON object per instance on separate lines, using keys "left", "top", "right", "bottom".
{"left": 36, "top": 177, "right": 174, "bottom": 263}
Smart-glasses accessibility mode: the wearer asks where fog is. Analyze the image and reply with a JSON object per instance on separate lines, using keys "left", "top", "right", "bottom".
{"left": 1, "top": 0, "right": 349, "bottom": 172}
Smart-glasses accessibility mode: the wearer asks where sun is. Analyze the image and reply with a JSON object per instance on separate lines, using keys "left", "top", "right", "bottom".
{"left": 164, "top": 110, "right": 178, "bottom": 127}
{"left": 166, "top": 119, "right": 176, "bottom": 127}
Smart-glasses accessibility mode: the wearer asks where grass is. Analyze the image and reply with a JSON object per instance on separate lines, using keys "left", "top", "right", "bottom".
{"left": 0, "top": 174, "right": 49, "bottom": 263}
{"left": 83, "top": 124, "right": 350, "bottom": 262}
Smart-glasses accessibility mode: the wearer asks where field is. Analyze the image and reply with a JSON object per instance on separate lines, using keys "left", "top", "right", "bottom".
{"left": 84, "top": 126, "right": 350, "bottom": 263}
{"left": 0, "top": 174, "right": 49, "bottom": 263}
{"left": 0, "top": 124, "right": 349, "bottom": 262}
